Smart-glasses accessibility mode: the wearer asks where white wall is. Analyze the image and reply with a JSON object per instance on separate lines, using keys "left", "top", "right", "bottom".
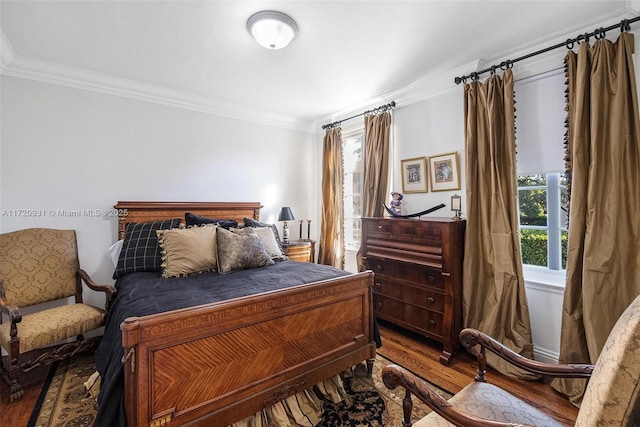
{"left": 393, "top": 88, "right": 465, "bottom": 217}
{"left": 0, "top": 75, "right": 317, "bottom": 307}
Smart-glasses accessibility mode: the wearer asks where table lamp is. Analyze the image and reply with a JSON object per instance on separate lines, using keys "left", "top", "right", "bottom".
{"left": 278, "top": 207, "right": 295, "bottom": 244}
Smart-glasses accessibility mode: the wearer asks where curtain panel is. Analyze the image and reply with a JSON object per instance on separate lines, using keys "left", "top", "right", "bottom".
{"left": 361, "top": 111, "right": 392, "bottom": 218}
{"left": 462, "top": 70, "right": 536, "bottom": 379}
{"left": 318, "top": 128, "right": 345, "bottom": 268}
{"left": 355, "top": 112, "right": 392, "bottom": 271}
{"left": 552, "top": 32, "right": 640, "bottom": 405}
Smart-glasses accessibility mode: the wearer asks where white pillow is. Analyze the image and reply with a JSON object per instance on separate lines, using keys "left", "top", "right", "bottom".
{"left": 108, "top": 239, "right": 124, "bottom": 268}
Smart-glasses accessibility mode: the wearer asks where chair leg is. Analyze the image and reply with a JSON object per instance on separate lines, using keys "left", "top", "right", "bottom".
{"left": 2, "top": 335, "right": 99, "bottom": 402}
{"left": 402, "top": 389, "right": 414, "bottom": 427}
{"left": 0, "top": 353, "right": 24, "bottom": 402}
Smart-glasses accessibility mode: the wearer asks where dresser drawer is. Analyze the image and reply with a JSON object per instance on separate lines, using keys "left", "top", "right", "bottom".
{"left": 363, "top": 218, "right": 444, "bottom": 245}
{"left": 367, "top": 257, "right": 444, "bottom": 290}
{"left": 373, "top": 277, "right": 445, "bottom": 312}
{"left": 373, "top": 294, "right": 443, "bottom": 339}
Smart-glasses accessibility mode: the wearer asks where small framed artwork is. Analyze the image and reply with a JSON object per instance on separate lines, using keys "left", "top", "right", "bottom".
{"left": 429, "top": 151, "right": 460, "bottom": 191}
{"left": 401, "top": 157, "right": 428, "bottom": 193}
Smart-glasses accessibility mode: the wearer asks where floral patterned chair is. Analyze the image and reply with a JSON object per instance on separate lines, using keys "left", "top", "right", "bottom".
{"left": 0, "top": 228, "right": 115, "bottom": 401}
{"left": 382, "top": 294, "right": 640, "bottom": 426}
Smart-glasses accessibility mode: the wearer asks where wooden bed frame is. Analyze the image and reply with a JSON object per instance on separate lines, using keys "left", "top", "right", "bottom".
{"left": 113, "top": 201, "right": 376, "bottom": 427}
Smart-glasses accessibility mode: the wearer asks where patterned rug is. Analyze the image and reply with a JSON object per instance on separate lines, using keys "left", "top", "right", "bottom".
{"left": 28, "top": 353, "right": 452, "bottom": 426}
{"left": 27, "top": 353, "right": 98, "bottom": 427}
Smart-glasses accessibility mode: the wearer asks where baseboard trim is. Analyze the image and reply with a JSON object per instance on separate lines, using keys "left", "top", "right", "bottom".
{"left": 533, "top": 345, "right": 559, "bottom": 364}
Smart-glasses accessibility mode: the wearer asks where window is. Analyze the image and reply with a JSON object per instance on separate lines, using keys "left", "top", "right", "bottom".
{"left": 518, "top": 173, "right": 568, "bottom": 270}
{"left": 515, "top": 69, "right": 567, "bottom": 276}
{"left": 342, "top": 128, "right": 364, "bottom": 252}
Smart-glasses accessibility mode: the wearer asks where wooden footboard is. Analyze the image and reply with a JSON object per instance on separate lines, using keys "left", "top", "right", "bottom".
{"left": 120, "top": 271, "right": 375, "bottom": 427}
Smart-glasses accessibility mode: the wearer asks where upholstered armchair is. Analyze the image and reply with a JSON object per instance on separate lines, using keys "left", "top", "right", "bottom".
{"left": 382, "top": 294, "right": 640, "bottom": 426}
{"left": 0, "top": 228, "right": 115, "bottom": 401}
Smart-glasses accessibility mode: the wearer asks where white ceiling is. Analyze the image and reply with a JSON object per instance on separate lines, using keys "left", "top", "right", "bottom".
{"left": 0, "top": 1, "right": 634, "bottom": 131}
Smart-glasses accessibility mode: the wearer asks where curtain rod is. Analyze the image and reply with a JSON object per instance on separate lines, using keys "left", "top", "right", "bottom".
{"left": 454, "top": 17, "right": 640, "bottom": 84}
{"left": 321, "top": 101, "right": 396, "bottom": 130}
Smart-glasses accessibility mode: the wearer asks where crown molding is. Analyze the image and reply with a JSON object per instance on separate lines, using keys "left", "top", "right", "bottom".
{"left": 0, "top": 42, "right": 315, "bottom": 134}
{"left": 0, "top": 29, "right": 15, "bottom": 72}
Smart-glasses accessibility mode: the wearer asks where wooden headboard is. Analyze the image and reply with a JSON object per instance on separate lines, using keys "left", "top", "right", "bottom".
{"left": 113, "top": 201, "right": 263, "bottom": 240}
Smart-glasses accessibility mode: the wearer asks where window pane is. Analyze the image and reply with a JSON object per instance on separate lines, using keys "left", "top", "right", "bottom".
{"left": 343, "top": 135, "right": 363, "bottom": 250}
{"left": 519, "top": 188, "right": 547, "bottom": 226}
{"left": 520, "top": 229, "right": 548, "bottom": 267}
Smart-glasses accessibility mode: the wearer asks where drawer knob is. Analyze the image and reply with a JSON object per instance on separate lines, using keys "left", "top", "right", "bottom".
{"left": 376, "top": 302, "right": 383, "bottom": 308}
{"left": 374, "top": 282, "right": 382, "bottom": 289}
{"left": 427, "top": 297, "right": 435, "bottom": 304}
{"left": 377, "top": 225, "right": 383, "bottom": 229}
{"left": 429, "top": 319, "right": 436, "bottom": 326}
{"left": 427, "top": 275, "right": 436, "bottom": 283}
{"left": 376, "top": 265, "right": 383, "bottom": 271}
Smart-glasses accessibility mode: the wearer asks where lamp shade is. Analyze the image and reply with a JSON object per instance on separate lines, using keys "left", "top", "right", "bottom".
{"left": 247, "top": 11, "right": 298, "bottom": 50}
{"left": 278, "top": 207, "right": 295, "bottom": 221}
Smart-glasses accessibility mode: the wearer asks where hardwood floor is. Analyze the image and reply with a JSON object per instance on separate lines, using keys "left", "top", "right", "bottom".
{"left": 1, "top": 323, "right": 579, "bottom": 426}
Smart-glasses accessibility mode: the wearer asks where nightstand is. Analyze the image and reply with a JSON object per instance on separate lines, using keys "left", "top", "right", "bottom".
{"left": 282, "top": 240, "right": 315, "bottom": 263}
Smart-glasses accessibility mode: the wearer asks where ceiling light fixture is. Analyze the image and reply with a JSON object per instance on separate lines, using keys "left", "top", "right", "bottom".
{"left": 247, "top": 10, "right": 298, "bottom": 50}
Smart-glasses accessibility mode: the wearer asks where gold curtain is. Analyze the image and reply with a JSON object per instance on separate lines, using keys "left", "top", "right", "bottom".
{"left": 318, "top": 128, "right": 345, "bottom": 268}
{"left": 355, "top": 112, "right": 392, "bottom": 271}
{"left": 361, "top": 111, "right": 392, "bottom": 218}
{"left": 552, "top": 32, "right": 640, "bottom": 405}
{"left": 462, "top": 70, "right": 536, "bottom": 378}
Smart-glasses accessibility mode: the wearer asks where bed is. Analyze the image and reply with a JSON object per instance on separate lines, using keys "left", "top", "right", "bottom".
{"left": 95, "top": 201, "right": 376, "bottom": 427}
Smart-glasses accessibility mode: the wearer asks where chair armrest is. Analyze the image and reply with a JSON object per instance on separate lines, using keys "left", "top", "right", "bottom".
{"left": 78, "top": 269, "right": 116, "bottom": 311}
{"left": 0, "top": 280, "right": 22, "bottom": 323}
{"left": 382, "top": 364, "right": 536, "bottom": 427}
{"left": 460, "top": 328, "right": 594, "bottom": 381}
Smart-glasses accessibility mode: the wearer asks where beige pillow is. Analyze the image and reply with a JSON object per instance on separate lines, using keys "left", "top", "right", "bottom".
{"left": 233, "top": 227, "right": 286, "bottom": 260}
{"left": 156, "top": 225, "right": 218, "bottom": 278}
{"left": 216, "top": 227, "right": 274, "bottom": 274}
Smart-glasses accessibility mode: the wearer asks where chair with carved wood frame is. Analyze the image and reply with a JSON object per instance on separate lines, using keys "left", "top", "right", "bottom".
{"left": 0, "top": 228, "right": 115, "bottom": 401}
{"left": 382, "top": 294, "right": 640, "bottom": 426}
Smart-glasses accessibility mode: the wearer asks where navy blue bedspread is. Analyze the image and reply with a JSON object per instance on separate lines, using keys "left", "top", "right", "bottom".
{"left": 94, "top": 260, "right": 350, "bottom": 427}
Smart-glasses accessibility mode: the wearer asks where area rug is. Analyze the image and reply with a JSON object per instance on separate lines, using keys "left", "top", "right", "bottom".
{"left": 27, "top": 352, "right": 98, "bottom": 427}
{"left": 29, "top": 354, "right": 452, "bottom": 426}
{"left": 344, "top": 355, "right": 453, "bottom": 426}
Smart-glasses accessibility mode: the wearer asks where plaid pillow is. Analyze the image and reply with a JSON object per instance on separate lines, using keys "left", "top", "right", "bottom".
{"left": 113, "top": 219, "right": 181, "bottom": 279}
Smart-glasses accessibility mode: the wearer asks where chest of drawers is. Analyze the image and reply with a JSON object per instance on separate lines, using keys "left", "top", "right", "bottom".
{"left": 361, "top": 217, "right": 466, "bottom": 365}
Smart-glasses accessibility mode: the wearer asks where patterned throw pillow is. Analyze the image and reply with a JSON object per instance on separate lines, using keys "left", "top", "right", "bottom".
{"left": 113, "top": 219, "right": 181, "bottom": 279}
{"left": 157, "top": 225, "right": 218, "bottom": 278}
{"left": 185, "top": 212, "right": 238, "bottom": 229}
{"left": 232, "top": 227, "right": 286, "bottom": 260}
{"left": 216, "top": 227, "right": 274, "bottom": 274}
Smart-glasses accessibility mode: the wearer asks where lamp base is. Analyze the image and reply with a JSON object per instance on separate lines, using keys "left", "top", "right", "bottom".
{"left": 282, "top": 222, "right": 290, "bottom": 244}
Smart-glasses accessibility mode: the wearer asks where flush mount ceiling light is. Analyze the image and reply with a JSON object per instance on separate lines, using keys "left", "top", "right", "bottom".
{"left": 247, "top": 10, "right": 298, "bottom": 50}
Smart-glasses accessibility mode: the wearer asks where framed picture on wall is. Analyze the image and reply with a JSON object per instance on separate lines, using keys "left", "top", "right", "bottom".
{"left": 401, "top": 157, "right": 428, "bottom": 193}
{"left": 429, "top": 151, "right": 460, "bottom": 191}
